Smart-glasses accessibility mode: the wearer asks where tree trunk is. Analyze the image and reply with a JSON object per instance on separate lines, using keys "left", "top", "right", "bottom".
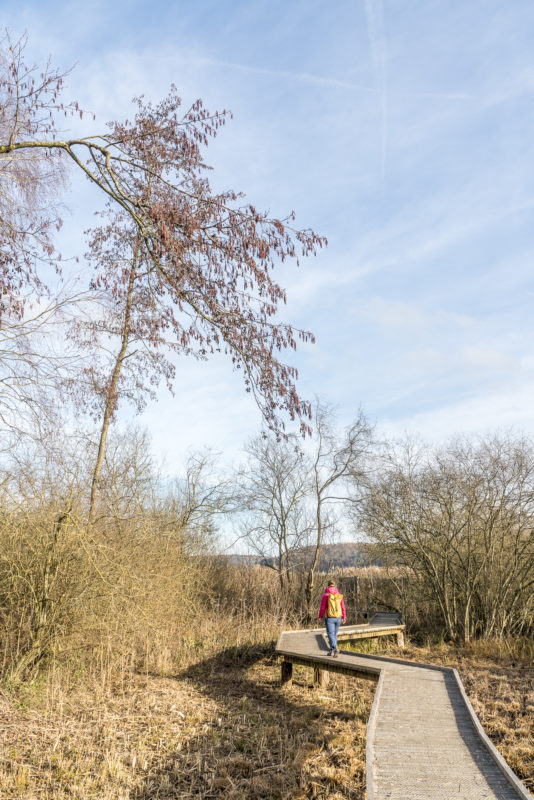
{"left": 304, "top": 496, "right": 323, "bottom": 624}
{"left": 6, "top": 512, "right": 68, "bottom": 683}
{"left": 89, "top": 249, "right": 138, "bottom": 522}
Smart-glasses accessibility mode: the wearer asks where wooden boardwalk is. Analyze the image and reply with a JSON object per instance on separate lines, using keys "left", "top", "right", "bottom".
{"left": 276, "top": 625, "right": 533, "bottom": 800}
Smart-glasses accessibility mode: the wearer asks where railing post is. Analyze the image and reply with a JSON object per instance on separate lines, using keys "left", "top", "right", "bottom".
{"left": 397, "top": 630, "right": 405, "bottom": 648}
{"left": 281, "top": 660, "right": 293, "bottom": 686}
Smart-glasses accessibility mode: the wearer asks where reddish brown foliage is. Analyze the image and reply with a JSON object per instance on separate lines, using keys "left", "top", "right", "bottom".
{"left": 1, "top": 33, "right": 326, "bottom": 435}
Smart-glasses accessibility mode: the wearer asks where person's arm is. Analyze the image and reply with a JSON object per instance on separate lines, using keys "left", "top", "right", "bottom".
{"left": 341, "top": 597, "right": 346, "bottom": 623}
{"left": 318, "top": 594, "right": 327, "bottom": 620}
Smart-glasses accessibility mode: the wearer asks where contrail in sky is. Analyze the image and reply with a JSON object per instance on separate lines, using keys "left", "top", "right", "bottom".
{"left": 164, "top": 55, "right": 474, "bottom": 101}
{"left": 364, "top": 0, "right": 388, "bottom": 183}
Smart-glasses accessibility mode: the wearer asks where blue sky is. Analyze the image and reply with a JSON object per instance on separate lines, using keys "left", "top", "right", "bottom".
{"left": 8, "top": 0, "right": 534, "bottom": 469}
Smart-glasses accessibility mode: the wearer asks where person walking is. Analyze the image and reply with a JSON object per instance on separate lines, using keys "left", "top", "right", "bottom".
{"left": 318, "top": 580, "right": 346, "bottom": 657}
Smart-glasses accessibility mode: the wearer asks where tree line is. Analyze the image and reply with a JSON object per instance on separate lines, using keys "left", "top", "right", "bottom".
{"left": 2, "top": 402, "right": 533, "bottom": 682}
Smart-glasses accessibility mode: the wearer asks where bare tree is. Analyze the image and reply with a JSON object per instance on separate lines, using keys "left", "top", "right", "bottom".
{"left": 0, "top": 288, "right": 93, "bottom": 444}
{"left": 158, "top": 449, "right": 237, "bottom": 544}
{"left": 239, "top": 406, "right": 374, "bottom": 620}
{"left": 359, "top": 434, "right": 534, "bottom": 641}
{"left": 0, "top": 33, "right": 68, "bottom": 322}
{"left": 303, "top": 402, "right": 374, "bottom": 621}
{"left": 239, "top": 435, "right": 311, "bottom": 597}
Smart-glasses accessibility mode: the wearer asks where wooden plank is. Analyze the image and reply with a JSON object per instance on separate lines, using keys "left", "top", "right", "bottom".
{"left": 337, "top": 625, "right": 405, "bottom": 643}
{"left": 275, "top": 627, "right": 532, "bottom": 800}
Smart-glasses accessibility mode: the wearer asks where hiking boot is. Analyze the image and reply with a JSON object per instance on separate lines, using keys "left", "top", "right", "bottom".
{"left": 333, "top": 648, "right": 339, "bottom": 658}
{"left": 327, "top": 649, "right": 333, "bottom": 656}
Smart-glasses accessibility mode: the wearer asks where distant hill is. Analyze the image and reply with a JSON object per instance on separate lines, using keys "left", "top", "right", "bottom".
{"left": 218, "top": 542, "right": 380, "bottom": 570}
{"left": 260, "top": 542, "right": 381, "bottom": 570}
{"left": 219, "top": 554, "right": 262, "bottom": 567}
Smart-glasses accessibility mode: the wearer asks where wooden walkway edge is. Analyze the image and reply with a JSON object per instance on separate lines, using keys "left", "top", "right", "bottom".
{"left": 276, "top": 625, "right": 533, "bottom": 800}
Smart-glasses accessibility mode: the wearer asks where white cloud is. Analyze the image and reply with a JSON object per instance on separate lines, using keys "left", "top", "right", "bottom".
{"left": 380, "top": 379, "right": 534, "bottom": 443}
{"left": 460, "top": 346, "right": 515, "bottom": 372}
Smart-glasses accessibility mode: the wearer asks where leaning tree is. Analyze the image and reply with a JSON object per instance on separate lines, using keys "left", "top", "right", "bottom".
{"left": 1, "top": 33, "right": 326, "bottom": 467}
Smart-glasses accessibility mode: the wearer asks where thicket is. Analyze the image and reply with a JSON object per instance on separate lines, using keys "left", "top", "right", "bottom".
{"left": 1, "top": 429, "right": 534, "bottom": 687}
{"left": 0, "top": 432, "right": 213, "bottom": 683}
{"left": 358, "top": 435, "right": 534, "bottom": 642}
{"left": 0, "top": 428, "right": 315, "bottom": 686}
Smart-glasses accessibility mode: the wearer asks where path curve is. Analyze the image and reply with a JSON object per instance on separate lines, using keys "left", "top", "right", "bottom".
{"left": 276, "top": 626, "right": 533, "bottom": 800}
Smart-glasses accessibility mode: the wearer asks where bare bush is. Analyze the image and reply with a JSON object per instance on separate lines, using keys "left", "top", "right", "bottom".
{"left": 359, "top": 434, "right": 534, "bottom": 641}
{"left": 0, "top": 431, "right": 231, "bottom": 682}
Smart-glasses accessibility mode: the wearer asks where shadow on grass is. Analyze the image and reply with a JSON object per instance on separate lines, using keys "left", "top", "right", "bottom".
{"left": 132, "top": 641, "right": 368, "bottom": 800}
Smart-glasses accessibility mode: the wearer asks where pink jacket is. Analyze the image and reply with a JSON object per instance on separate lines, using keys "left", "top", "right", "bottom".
{"left": 318, "top": 586, "right": 346, "bottom": 620}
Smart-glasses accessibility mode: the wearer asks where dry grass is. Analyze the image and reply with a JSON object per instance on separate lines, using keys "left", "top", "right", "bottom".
{"left": 0, "top": 644, "right": 374, "bottom": 800}
{"left": 1, "top": 635, "right": 532, "bottom": 798}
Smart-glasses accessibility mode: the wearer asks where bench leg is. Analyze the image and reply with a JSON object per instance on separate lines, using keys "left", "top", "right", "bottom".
{"left": 396, "top": 631, "right": 405, "bottom": 648}
{"left": 313, "top": 667, "right": 329, "bottom": 688}
{"left": 281, "top": 660, "right": 293, "bottom": 686}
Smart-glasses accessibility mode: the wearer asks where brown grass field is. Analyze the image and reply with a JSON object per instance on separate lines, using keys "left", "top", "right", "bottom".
{"left": 0, "top": 637, "right": 532, "bottom": 799}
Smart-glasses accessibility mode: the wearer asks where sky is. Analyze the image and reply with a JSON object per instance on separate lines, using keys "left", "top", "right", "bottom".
{"left": 6, "top": 0, "right": 534, "bottom": 472}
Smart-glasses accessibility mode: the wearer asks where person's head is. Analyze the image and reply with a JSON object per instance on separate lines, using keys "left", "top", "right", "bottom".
{"left": 327, "top": 580, "right": 336, "bottom": 587}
